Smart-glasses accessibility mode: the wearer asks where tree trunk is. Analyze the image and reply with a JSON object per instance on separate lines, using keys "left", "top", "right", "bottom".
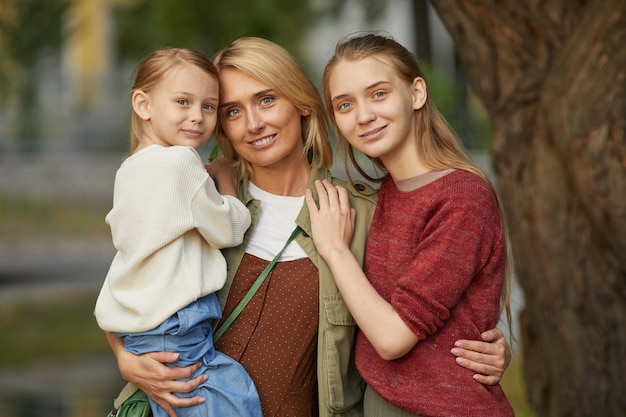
{"left": 430, "top": 1, "right": 626, "bottom": 416}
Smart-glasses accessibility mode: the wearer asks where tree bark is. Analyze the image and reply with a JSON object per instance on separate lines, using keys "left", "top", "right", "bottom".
{"left": 430, "top": 1, "right": 626, "bottom": 416}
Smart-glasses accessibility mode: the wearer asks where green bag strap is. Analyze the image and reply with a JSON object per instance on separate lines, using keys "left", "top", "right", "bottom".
{"left": 213, "top": 225, "right": 302, "bottom": 343}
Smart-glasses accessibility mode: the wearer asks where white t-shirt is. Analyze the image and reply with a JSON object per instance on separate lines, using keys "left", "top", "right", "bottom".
{"left": 245, "top": 181, "right": 308, "bottom": 261}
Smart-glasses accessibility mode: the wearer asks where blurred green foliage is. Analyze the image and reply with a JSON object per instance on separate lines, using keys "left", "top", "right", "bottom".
{"left": 0, "top": 0, "right": 71, "bottom": 98}
{"left": 0, "top": 0, "right": 73, "bottom": 151}
{"left": 0, "top": 195, "right": 109, "bottom": 237}
{"left": 113, "top": 0, "right": 389, "bottom": 64}
{"left": 422, "top": 63, "right": 492, "bottom": 150}
{"left": 0, "top": 295, "right": 108, "bottom": 368}
{"left": 113, "top": 0, "right": 323, "bottom": 68}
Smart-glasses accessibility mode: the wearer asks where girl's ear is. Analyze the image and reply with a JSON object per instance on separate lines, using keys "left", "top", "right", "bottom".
{"left": 411, "top": 77, "right": 427, "bottom": 111}
{"left": 132, "top": 90, "right": 151, "bottom": 121}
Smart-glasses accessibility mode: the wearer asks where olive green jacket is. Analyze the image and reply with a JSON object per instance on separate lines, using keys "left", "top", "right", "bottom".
{"left": 217, "top": 165, "right": 377, "bottom": 417}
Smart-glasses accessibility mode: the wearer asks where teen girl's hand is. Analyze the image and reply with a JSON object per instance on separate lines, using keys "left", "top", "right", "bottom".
{"left": 451, "top": 328, "right": 511, "bottom": 385}
{"left": 305, "top": 179, "right": 356, "bottom": 259}
{"left": 307, "top": 179, "right": 420, "bottom": 360}
{"left": 106, "top": 332, "right": 206, "bottom": 417}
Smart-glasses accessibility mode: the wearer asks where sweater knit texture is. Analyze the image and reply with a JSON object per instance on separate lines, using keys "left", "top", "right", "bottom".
{"left": 95, "top": 145, "right": 251, "bottom": 333}
{"left": 356, "top": 170, "right": 513, "bottom": 416}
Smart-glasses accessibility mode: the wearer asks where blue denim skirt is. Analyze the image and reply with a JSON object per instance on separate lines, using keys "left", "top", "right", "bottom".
{"left": 119, "top": 293, "right": 263, "bottom": 417}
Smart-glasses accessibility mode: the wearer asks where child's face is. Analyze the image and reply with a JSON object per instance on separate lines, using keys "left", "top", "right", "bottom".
{"left": 140, "top": 63, "right": 219, "bottom": 149}
{"left": 327, "top": 56, "right": 426, "bottom": 166}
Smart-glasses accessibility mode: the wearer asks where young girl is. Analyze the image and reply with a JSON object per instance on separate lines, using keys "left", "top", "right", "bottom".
{"left": 306, "top": 34, "right": 514, "bottom": 416}
{"left": 94, "top": 48, "right": 262, "bottom": 417}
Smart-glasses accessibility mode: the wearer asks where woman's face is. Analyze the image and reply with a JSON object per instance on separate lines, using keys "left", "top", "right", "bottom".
{"left": 218, "top": 67, "right": 308, "bottom": 171}
{"left": 327, "top": 56, "right": 425, "bottom": 165}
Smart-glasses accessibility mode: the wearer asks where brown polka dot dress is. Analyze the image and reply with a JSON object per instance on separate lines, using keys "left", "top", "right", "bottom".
{"left": 215, "top": 253, "right": 319, "bottom": 417}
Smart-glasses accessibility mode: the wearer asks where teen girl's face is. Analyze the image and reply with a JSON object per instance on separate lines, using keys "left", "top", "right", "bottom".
{"left": 327, "top": 56, "right": 426, "bottom": 167}
{"left": 135, "top": 63, "right": 219, "bottom": 150}
{"left": 218, "top": 67, "right": 308, "bottom": 171}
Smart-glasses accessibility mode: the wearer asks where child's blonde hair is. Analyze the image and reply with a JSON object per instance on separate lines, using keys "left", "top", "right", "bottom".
{"left": 129, "top": 48, "right": 218, "bottom": 153}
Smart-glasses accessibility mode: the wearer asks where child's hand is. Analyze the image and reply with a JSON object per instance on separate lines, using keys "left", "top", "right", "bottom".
{"left": 205, "top": 157, "right": 238, "bottom": 196}
{"left": 305, "top": 179, "right": 356, "bottom": 260}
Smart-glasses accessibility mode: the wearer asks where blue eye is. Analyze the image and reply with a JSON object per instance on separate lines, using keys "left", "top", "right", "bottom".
{"left": 260, "top": 96, "right": 275, "bottom": 105}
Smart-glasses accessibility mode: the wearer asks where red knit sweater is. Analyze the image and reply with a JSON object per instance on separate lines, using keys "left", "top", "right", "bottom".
{"left": 356, "top": 170, "right": 513, "bottom": 416}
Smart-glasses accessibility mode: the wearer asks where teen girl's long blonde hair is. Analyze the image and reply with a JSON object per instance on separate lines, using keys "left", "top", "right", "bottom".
{"left": 323, "top": 33, "right": 514, "bottom": 340}
{"left": 213, "top": 37, "right": 332, "bottom": 178}
{"left": 129, "top": 48, "right": 218, "bottom": 153}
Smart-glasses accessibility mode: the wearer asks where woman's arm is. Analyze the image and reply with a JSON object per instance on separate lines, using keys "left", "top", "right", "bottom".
{"left": 305, "top": 180, "right": 419, "bottom": 360}
{"left": 306, "top": 180, "right": 510, "bottom": 384}
{"left": 106, "top": 332, "right": 206, "bottom": 417}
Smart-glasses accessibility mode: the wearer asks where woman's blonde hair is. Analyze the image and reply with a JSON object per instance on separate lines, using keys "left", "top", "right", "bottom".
{"left": 129, "top": 48, "right": 218, "bottom": 153}
{"left": 323, "top": 33, "right": 514, "bottom": 340}
{"left": 213, "top": 37, "right": 332, "bottom": 178}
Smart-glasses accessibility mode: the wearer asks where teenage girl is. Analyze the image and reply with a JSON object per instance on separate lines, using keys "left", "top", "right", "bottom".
{"left": 306, "top": 33, "right": 514, "bottom": 416}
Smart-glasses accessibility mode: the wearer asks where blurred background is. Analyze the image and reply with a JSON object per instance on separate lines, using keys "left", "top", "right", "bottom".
{"left": 0, "top": 0, "right": 531, "bottom": 416}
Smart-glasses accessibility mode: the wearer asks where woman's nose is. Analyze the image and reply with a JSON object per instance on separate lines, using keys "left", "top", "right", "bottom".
{"left": 246, "top": 109, "right": 265, "bottom": 132}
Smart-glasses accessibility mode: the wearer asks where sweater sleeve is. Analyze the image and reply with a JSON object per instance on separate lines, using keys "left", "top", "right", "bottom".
{"left": 159, "top": 146, "right": 251, "bottom": 249}
{"left": 186, "top": 162, "right": 251, "bottom": 249}
{"left": 391, "top": 176, "right": 505, "bottom": 339}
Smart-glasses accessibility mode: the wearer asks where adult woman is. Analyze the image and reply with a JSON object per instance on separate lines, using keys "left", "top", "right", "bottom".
{"left": 106, "top": 37, "right": 510, "bottom": 417}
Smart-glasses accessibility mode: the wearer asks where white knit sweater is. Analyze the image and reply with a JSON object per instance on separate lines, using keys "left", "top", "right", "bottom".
{"left": 95, "top": 145, "right": 251, "bottom": 333}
